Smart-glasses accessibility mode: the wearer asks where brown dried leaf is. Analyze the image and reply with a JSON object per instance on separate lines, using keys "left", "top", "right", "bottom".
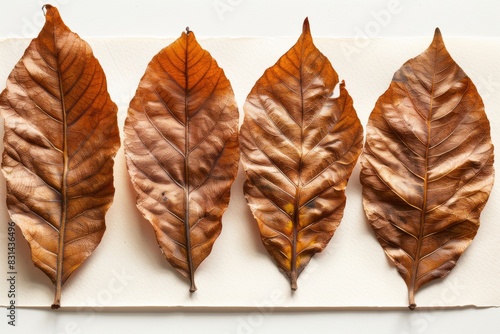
{"left": 0, "top": 5, "right": 120, "bottom": 309}
{"left": 240, "top": 18, "right": 363, "bottom": 290}
{"left": 124, "top": 29, "right": 239, "bottom": 292}
{"left": 360, "top": 29, "right": 494, "bottom": 310}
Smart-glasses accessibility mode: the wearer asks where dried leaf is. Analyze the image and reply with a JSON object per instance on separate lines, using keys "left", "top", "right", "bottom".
{"left": 124, "top": 29, "right": 239, "bottom": 292}
{"left": 0, "top": 5, "right": 120, "bottom": 309}
{"left": 240, "top": 18, "right": 363, "bottom": 289}
{"left": 360, "top": 29, "right": 494, "bottom": 310}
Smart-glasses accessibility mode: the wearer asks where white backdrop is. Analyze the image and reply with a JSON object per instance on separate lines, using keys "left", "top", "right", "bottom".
{"left": 1, "top": 0, "right": 500, "bottom": 333}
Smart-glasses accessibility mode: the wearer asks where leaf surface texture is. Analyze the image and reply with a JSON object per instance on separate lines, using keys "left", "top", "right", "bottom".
{"left": 0, "top": 5, "right": 120, "bottom": 308}
{"left": 360, "top": 29, "right": 494, "bottom": 309}
{"left": 240, "top": 18, "right": 363, "bottom": 289}
{"left": 124, "top": 29, "right": 239, "bottom": 292}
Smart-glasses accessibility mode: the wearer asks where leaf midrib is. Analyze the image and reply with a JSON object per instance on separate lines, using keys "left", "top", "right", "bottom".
{"left": 290, "top": 36, "right": 309, "bottom": 290}
{"left": 183, "top": 32, "right": 196, "bottom": 293}
{"left": 408, "top": 49, "right": 438, "bottom": 308}
{"left": 53, "top": 26, "right": 69, "bottom": 309}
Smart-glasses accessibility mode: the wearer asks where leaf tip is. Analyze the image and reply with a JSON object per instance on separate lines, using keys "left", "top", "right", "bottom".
{"left": 42, "top": 4, "right": 56, "bottom": 16}
{"left": 42, "top": 4, "right": 53, "bottom": 13}
{"left": 182, "top": 26, "right": 195, "bottom": 40}
{"left": 432, "top": 27, "right": 443, "bottom": 44}
{"left": 41, "top": 3, "right": 63, "bottom": 27}
{"left": 302, "top": 17, "right": 310, "bottom": 35}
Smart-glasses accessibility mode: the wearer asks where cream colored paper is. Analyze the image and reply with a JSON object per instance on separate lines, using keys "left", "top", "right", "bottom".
{"left": 0, "top": 37, "right": 498, "bottom": 308}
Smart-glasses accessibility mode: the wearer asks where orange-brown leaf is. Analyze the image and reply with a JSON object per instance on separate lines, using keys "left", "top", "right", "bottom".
{"left": 0, "top": 5, "right": 120, "bottom": 309}
{"left": 360, "top": 29, "right": 494, "bottom": 310}
{"left": 240, "top": 18, "right": 363, "bottom": 289}
{"left": 124, "top": 29, "right": 239, "bottom": 292}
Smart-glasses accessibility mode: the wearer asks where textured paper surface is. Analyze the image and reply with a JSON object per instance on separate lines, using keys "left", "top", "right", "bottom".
{"left": 0, "top": 37, "right": 499, "bottom": 308}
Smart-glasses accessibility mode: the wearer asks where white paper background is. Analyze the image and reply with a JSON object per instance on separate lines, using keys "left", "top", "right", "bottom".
{"left": 1, "top": 1, "right": 500, "bottom": 333}
{"left": 0, "top": 35, "right": 499, "bottom": 308}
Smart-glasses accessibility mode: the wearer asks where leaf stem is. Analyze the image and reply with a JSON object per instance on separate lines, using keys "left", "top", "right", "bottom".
{"left": 409, "top": 289, "right": 416, "bottom": 311}
{"left": 290, "top": 271, "right": 298, "bottom": 291}
{"left": 189, "top": 280, "right": 197, "bottom": 293}
{"left": 51, "top": 294, "right": 61, "bottom": 309}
